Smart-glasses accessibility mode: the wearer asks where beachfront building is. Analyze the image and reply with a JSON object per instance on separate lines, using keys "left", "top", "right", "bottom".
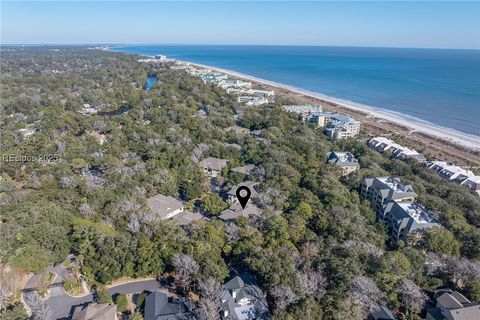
{"left": 327, "top": 151, "right": 360, "bottom": 176}
{"left": 324, "top": 113, "right": 360, "bottom": 139}
{"left": 199, "top": 157, "right": 229, "bottom": 177}
{"left": 219, "top": 79, "right": 252, "bottom": 89}
{"left": 368, "top": 137, "right": 426, "bottom": 162}
{"left": 383, "top": 201, "right": 440, "bottom": 242}
{"left": 147, "top": 194, "right": 185, "bottom": 220}
{"left": 283, "top": 104, "right": 323, "bottom": 114}
{"left": 427, "top": 161, "right": 475, "bottom": 184}
{"left": 237, "top": 96, "right": 269, "bottom": 106}
{"left": 300, "top": 111, "right": 360, "bottom": 139}
{"left": 461, "top": 176, "right": 480, "bottom": 197}
{"left": 426, "top": 161, "right": 480, "bottom": 197}
{"left": 360, "top": 176, "right": 417, "bottom": 220}
{"left": 247, "top": 88, "right": 275, "bottom": 98}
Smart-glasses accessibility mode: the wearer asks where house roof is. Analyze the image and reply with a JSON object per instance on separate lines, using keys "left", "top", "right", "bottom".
{"left": 199, "top": 157, "right": 229, "bottom": 172}
{"left": 72, "top": 303, "right": 117, "bottom": 320}
{"left": 220, "top": 275, "right": 269, "bottom": 320}
{"left": 145, "top": 291, "right": 194, "bottom": 320}
{"left": 327, "top": 151, "right": 360, "bottom": 167}
{"left": 437, "top": 291, "right": 471, "bottom": 309}
{"left": 219, "top": 203, "right": 262, "bottom": 221}
{"left": 172, "top": 210, "right": 205, "bottom": 226}
{"left": 223, "top": 276, "right": 245, "bottom": 290}
{"left": 227, "top": 181, "right": 259, "bottom": 196}
{"left": 371, "top": 305, "right": 396, "bottom": 320}
{"left": 231, "top": 164, "right": 258, "bottom": 175}
{"left": 147, "top": 194, "right": 183, "bottom": 218}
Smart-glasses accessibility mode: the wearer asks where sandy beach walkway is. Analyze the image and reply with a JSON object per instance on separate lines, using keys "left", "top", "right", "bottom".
{"left": 185, "top": 61, "right": 480, "bottom": 151}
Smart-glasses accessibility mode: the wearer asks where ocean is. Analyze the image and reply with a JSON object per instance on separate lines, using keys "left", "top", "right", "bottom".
{"left": 110, "top": 45, "right": 480, "bottom": 136}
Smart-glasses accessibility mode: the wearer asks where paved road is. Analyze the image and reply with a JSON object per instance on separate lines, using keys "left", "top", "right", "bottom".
{"left": 23, "top": 264, "right": 162, "bottom": 320}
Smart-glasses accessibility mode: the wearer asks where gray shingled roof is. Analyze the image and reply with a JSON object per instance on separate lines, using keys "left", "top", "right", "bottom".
{"left": 71, "top": 303, "right": 117, "bottom": 320}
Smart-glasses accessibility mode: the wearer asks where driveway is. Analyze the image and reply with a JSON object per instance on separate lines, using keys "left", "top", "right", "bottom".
{"left": 23, "top": 268, "right": 162, "bottom": 320}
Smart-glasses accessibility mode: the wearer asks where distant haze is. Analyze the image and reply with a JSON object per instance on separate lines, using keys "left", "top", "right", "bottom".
{"left": 1, "top": 1, "right": 479, "bottom": 49}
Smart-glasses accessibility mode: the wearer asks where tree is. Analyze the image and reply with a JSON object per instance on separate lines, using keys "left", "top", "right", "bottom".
{"left": 424, "top": 227, "right": 460, "bottom": 256}
{"left": 270, "top": 285, "right": 298, "bottom": 311}
{"left": 96, "top": 287, "right": 112, "bottom": 304}
{"left": 200, "top": 194, "right": 228, "bottom": 216}
{"left": 296, "top": 269, "right": 327, "bottom": 300}
{"left": 198, "top": 277, "right": 222, "bottom": 320}
{"left": 27, "top": 294, "right": 53, "bottom": 320}
{"left": 465, "top": 279, "right": 480, "bottom": 302}
{"left": 397, "top": 279, "right": 426, "bottom": 316}
{"left": 115, "top": 294, "right": 129, "bottom": 313}
{"left": 130, "top": 312, "right": 144, "bottom": 320}
{"left": 172, "top": 254, "right": 199, "bottom": 293}
{"left": 0, "top": 302, "right": 28, "bottom": 320}
{"left": 347, "top": 276, "right": 385, "bottom": 318}
{"left": 0, "top": 278, "right": 12, "bottom": 311}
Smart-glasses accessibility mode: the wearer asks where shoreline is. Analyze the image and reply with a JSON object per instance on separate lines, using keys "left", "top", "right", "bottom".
{"left": 184, "top": 61, "right": 480, "bottom": 151}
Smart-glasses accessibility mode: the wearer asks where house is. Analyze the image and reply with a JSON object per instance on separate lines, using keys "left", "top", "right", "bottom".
{"left": 426, "top": 290, "right": 480, "bottom": 320}
{"left": 219, "top": 203, "right": 262, "bottom": 221}
{"left": 327, "top": 151, "right": 360, "bottom": 176}
{"left": 227, "top": 181, "right": 260, "bottom": 204}
{"left": 171, "top": 210, "right": 205, "bottom": 226}
{"left": 220, "top": 275, "right": 269, "bottom": 320}
{"left": 231, "top": 164, "right": 259, "bottom": 175}
{"left": 371, "top": 305, "right": 396, "bottom": 320}
{"left": 360, "top": 177, "right": 417, "bottom": 219}
{"left": 383, "top": 201, "right": 440, "bottom": 242}
{"left": 199, "top": 157, "right": 229, "bottom": 177}
{"left": 71, "top": 303, "right": 117, "bottom": 320}
{"left": 78, "top": 104, "right": 99, "bottom": 116}
{"left": 144, "top": 291, "right": 203, "bottom": 320}
{"left": 368, "top": 137, "right": 426, "bottom": 162}
{"left": 147, "top": 194, "right": 184, "bottom": 220}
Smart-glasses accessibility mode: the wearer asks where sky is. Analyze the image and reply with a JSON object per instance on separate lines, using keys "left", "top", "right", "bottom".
{"left": 1, "top": 1, "right": 479, "bottom": 49}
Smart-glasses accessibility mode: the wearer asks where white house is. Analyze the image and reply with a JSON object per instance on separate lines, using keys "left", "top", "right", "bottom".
{"left": 147, "top": 194, "right": 184, "bottom": 220}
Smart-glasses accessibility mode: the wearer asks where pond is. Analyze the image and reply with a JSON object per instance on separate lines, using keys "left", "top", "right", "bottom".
{"left": 144, "top": 75, "right": 158, "bottom": 91}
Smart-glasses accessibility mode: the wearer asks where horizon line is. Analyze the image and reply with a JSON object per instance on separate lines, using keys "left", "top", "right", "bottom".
{"left": 1, "top": 43, "right": 479, "bottom": 51}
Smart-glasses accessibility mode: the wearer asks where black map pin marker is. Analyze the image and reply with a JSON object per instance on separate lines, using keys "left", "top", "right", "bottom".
{"left": 236, "top": 186, "right": 251, "bottom": 209}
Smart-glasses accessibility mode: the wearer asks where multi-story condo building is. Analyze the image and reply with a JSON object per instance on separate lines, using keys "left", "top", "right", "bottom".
{"left": 302, "top": 112, "right": 360, "bottom": 139}
{"left": 368, "top": 137, "right": 426, "bottom": 162}
{"left": 426, "top": 161, "right": 480, "bottom": 197}
{"left": 383, "top": 201, "right": 439, "bottom": 242}
{"left": 283, "top": 104, "right": 323, "bottom": 114}
{"left": 360, "top": 176, "right": 417, "bottom": 220}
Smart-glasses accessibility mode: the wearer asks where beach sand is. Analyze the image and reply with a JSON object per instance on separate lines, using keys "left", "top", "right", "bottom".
{"left": 185, "top": 61, "right": 480, "bottom": 168}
